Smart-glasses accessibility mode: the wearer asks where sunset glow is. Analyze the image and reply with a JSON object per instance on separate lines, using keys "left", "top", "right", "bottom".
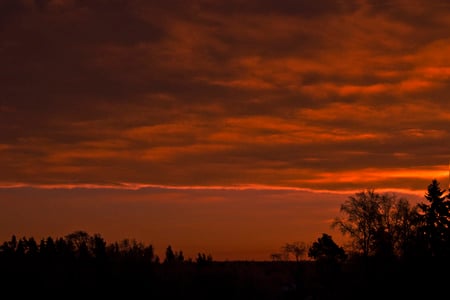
{"left": 1, "top": 0, "right": 449, "bottom": 260}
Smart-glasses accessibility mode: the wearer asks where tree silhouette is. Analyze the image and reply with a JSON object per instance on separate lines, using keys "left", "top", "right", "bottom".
{"left": 331, "top": 189, "right": 417, "bottom": 259}
{"left": 16, "top": 238, "right": 25, "bottom": 257}
{"left": 164, "top": 245, "right": 175, "bottom": 264}
{"left": 65, "top": 230, "right": 91, "bottom": 259}
{"left": 417, "top": 179, "right": 450, "bottom": 257}
{"left": 92, "top": 234, "right": 107, "bottom": 261}
{"left": 39, "top": 236, "right": 57, "bottom": 260}
{"left": 389, "top": 197, "right": 421, "bottom": 258}
{"left": 26, "top": 237, "right": 38, "bottom": 258}
{"left": 308, "top": 233, "right": 346, "bottom": 286}
{"left": 196, "top": 252, "right": 213, "bottom": 266}
{"left": 308, "top": 233, "right": 346, "bottom": 263}
{"left": 143, "top": 244, "right": 155, "bottom": 263}
{"left": 282, "top": 241, "right": 307, "bottom": 262}
{"left": 177, "top": 250, "right": 184, "bottom": 262}
{"left": 331, "top": 189, "right": 382, "bottom": 258}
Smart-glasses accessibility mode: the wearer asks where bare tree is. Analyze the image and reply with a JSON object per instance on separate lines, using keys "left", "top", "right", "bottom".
{"left": 282, "top": 241, "right": 307, "bottom": 262}
{"left": 331, "top": 189, "right": 381, "bottom": 258}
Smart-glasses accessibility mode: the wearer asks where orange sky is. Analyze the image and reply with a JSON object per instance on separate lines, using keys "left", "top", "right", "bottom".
{"left": 1, "top": 0, "right": 449, "bottom": 260}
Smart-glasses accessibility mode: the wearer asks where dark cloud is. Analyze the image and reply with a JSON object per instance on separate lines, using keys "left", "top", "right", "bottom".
{"left": 1, "top": 0, "right": 449, "bottom": 191}
{"left": 197, "top": 0, "right": 357, "bottom": 17}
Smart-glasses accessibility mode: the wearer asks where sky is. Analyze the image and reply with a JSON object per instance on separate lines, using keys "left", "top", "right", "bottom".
{"left": 1, "top": 0, "right": 449, "bottom": 261}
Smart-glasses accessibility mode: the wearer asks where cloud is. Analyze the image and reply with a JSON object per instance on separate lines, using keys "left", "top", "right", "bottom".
{"left": 1, "top": 0, "right": 450, "bottom": 192}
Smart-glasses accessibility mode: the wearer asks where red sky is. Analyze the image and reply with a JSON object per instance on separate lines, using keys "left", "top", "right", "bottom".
{"left": 1, "top": 0, "right": 449, "bottom": 260}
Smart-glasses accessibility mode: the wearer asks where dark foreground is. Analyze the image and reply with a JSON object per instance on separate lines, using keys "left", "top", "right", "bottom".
{"left": 1, "top": 257, "right": 448, "bottom": 299}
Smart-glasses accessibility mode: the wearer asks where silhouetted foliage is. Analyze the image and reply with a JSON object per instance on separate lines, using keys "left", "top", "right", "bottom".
{"left": 308, "top": 233, "right": 346, "bottom": 263}
{"left": 196, "top": 252, "right": 213, "bottom": 267}
{"left": 331, "top": 189, "right": 420, "bottom": 259}
{"left": 270, "top": 252, "right": 283, "bottom": 261}
{"left": 164, "top": 244, "right": 176, "bottom": 263}
{"left": 282, "top": 241, "right": 307, "bottom": 262}
{"left": 389, "top": 196, "right": 421, "bottom": 258}
{"left": 3, "top": 179, "right": 450, "bottom": 299}
{"left": 415, "top": 179, "right": 450, "bottom": 257}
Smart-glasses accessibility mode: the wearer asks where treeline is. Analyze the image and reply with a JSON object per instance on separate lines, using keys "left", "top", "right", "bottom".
{"left": 0, "top": 231, "right": 221, "bottom": 298}
{"left": 3, "top": 178, "right": 448, "bottom": 265}
{"left": 0, "top": 231, "right": 296, "bottom": 299}
{"left": 2, "top": 178, "right": 450, "bottom": 299}
{"left": 0, "top": 230, "right": 212, "bottom": 266}
{"left": 331, "top": 178, "right": 450, "bottom": 261}
{"left": 276, "top": 178, "right": 450, "bottom": 265}
{"left": 269, "top": 178, "right": 450, "bottom": 299}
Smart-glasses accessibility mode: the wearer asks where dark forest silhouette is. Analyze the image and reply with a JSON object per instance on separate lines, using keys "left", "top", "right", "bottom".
{"left": 1, "top": 178, "right": 450, "bottom": 299}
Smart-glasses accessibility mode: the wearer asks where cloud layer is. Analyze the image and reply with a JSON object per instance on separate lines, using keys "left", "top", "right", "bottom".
{"left": 1, "top": 0, "right": 450, "bottom": 192}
